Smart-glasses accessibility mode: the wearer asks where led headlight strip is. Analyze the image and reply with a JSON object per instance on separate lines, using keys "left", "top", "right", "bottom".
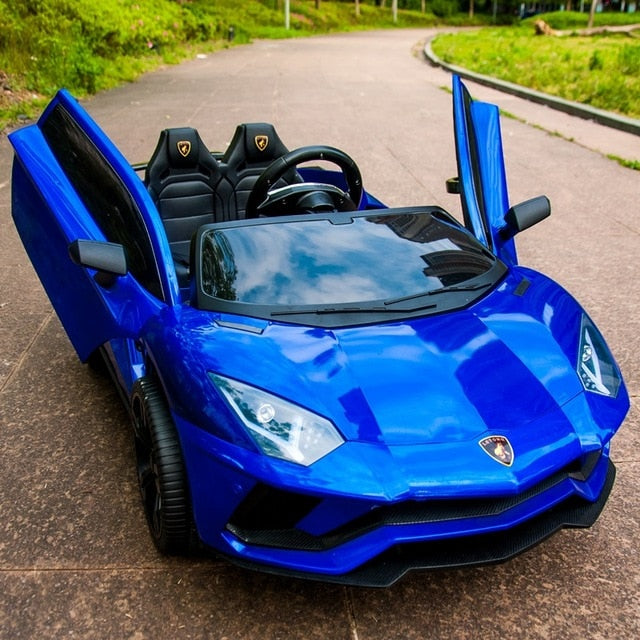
{"left": 210, "top": 373, "right": 344, "bottom": 466}
{"left": 577, "top": 315, "right": 621, "bottom": 397}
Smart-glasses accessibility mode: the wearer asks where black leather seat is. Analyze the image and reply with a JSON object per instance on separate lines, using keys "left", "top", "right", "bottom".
{"left": 221, "top": 123, "right": 302, "bottom": 219}
{"left": 146, "top": 127, "right": 226, "bottom": 285}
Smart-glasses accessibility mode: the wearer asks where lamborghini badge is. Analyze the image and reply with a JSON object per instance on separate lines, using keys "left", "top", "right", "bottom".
{"left": 177, "top": 140, "right": 191, "bottom": 158}
{"left": 255, "top": 135, "right": 269, "bottom": 152}
{"left": 479, "top": 436, "right": 514, "bottom": 467}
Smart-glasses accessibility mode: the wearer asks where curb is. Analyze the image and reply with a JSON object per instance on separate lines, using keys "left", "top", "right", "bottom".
{"left": 423, "top": 37, "right": 640, "bottom": 137}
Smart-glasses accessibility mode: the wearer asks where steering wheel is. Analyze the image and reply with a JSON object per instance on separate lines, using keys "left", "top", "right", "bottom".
{"left": 245, "top": 145, "right": 363, "bottom": 218}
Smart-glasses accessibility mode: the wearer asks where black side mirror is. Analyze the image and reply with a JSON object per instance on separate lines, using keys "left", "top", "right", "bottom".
{"left": 445, "top": 177, "right": 460, "bottom": 194}
{"left": 68, "top": 239, "right": 127, "bottom": 287}
{"left": 501, "top": 196, "right": 551, "bottom": 240}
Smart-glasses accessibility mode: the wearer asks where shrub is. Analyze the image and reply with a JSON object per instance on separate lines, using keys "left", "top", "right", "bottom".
{"left": 430, "top": 0, "right": 458, "bottom": 18}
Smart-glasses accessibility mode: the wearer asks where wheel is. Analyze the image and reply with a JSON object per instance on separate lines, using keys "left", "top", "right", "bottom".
{"left": 130, "top": 376, "right": 192, "bottom": 554}
{"left": 245, "top": 145, "right": 364, "bottom": 218}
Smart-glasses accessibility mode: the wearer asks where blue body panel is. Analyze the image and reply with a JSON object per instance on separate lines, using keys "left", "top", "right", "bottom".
{"left": 10, "top": 90, "right": 178, "bottom": 365}
{"left": 141, "top": 264, "right": 627, "bottom": 580}
{"left": 9, "top": 78, "right": 629, "bottom": 585}
{"left": 452, "top": 76, "right": 517, "bottom": 265}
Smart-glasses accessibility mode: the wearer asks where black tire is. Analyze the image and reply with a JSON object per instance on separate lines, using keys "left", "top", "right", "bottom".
{"left": 130, "top": 376, "right": 192, "bottom": 555}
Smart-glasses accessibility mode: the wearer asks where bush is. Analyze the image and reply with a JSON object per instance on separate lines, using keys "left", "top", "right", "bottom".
{"left": 430, "top": 0, "right": 458, "bottom": 18}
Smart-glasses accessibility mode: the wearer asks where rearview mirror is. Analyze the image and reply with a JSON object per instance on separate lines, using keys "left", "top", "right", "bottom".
{"left": 68, "top": 239, "right": 127, "bottom": 287}
{"left": 501, "top": 196, "right": 551, "bottom": 240}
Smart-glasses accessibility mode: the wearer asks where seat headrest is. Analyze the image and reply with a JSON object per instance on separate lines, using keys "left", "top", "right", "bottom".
{"left": 146, "top": 127, "right": 221, "bottom": 189}
{"left": 223, "top": 123, "right": 290, "bottom": 167}
{"left": 166, "top": 127, "right": 202, "bottom": 168}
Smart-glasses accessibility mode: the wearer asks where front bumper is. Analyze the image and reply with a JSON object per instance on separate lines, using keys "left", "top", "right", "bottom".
{"left": 177, "top": 413, "right": 616, "bottom": 587}
{"left": 223, "top": 460, "right": 615, "bottom": 586}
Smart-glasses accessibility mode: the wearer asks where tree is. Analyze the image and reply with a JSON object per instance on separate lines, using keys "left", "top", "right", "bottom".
{"left": 588, "top": 0, "right": 598, "bottom": 29}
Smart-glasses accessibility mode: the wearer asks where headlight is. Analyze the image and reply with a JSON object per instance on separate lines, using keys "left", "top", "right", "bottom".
{"left": 577, "top": 315, "right": 621, "bottom": 397}
{"left": 210, "top": 374, "right": 344, "bottom": 466}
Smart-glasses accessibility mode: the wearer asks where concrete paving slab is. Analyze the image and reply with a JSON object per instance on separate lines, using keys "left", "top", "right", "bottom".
{"left": 1, "top": 28, "right": 638, "bottom": 640}
{"left": 0, "top": 316, "right": 153, "bottom": 568}
{"left": 1, "top": 566, "right": 354, "bottom": 640}
{"left": 348, "top": 490, "right": 640, "bottom": 639}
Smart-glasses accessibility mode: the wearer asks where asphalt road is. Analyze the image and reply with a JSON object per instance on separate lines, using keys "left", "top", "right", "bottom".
{"left": 1, "top": 29, "right": 639, "bottom": 640}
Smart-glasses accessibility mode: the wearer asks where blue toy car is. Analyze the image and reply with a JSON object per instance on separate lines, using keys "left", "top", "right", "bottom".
{"left": 9, "top": 76, "right": 629, "bottom": 586}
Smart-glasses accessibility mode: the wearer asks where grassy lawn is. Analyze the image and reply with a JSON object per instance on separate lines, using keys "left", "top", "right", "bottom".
{"left": 431, "top": 12, "right": 640, "bottom": 119}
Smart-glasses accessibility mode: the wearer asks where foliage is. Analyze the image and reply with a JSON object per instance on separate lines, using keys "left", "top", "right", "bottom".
{"left": 430, "top": 0, "right": 459, "bottom": 19}
{"left": 529, "top": 9, "right": 640, "bottom": 30}
{"left": 431, "top": 15, "right": 640, "bottom": 119}
{"left": 1, "top": 0, "right": 467, "bottom": 128}
{"left": 607, "top": 154, "right": 640, "bottom": 171}
{"left": 2, "top": 2, "right": 637, "bottom": 129}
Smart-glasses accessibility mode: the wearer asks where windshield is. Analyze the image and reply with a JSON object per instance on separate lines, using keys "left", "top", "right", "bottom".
{"left": 194, "top": 208, "right": 505, "bottom": 324}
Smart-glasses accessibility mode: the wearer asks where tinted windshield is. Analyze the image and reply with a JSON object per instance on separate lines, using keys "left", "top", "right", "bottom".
{"left": 194, "top": 208, "right": 506, "bottom": 325}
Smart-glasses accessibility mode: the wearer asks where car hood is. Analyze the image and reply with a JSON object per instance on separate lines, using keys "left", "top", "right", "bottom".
{"left": 185, "top": 272, "right": 586, "bottom": 447}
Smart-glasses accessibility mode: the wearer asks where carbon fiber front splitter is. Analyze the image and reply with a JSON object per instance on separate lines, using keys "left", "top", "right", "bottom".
{"left": 217, "top": 460, "right": 616, "bottom": 588}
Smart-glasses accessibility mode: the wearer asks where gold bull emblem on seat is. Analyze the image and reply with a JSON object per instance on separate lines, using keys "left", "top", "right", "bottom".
{"left": 254, "top": 135, "right": 269, "bottom": 152}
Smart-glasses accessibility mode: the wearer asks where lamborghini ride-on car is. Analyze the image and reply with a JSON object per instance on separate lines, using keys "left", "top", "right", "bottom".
{"left": 10, "top": 76, "right": 629, "bottom": 586}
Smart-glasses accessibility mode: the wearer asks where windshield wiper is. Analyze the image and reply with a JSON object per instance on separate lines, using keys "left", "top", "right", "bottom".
{"left": 269, "top": 282, "right": 493, "bottom": 318}
{"left": 270, "top": 304, "right": 435, "bottom": 318}
{"left": 384, "top": 281, "right": 493, "bottom": 307}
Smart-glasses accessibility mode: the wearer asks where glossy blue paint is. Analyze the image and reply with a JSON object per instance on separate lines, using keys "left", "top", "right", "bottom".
{"left": 10, "top": 90, "right": 177, "bottom": 363}
{"left": 9, "top": 77, "right": 629, "bottom": 585}
{"left": 453, "top": 75, "right": 517, "bottom": 265}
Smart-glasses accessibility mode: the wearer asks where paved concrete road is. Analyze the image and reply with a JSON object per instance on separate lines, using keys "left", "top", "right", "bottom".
{"left": 1, "top": 29, "right": 639, "bottom": 640}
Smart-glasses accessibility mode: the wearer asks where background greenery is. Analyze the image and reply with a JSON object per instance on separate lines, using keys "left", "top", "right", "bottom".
{"left": 1, "top": 1, "right": 638, "bottom": 129}
{"left": 0, "top": 0, "right": 480, "bottom": 128}
{"left": 431, "top": 11, "right": 640, "bottom": 119}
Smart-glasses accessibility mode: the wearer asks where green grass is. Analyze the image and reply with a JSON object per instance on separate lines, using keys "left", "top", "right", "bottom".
{"left": 535, "top": 9, "right": 640, "bottom": 30}
{"left": 607, "top": 154, "right": 640, "bottom": 170}
{"left": 431, "top": 13, "right": 640, "bottom": 119}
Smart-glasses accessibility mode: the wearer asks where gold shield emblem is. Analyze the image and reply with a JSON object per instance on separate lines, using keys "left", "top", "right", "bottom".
{"left": 177, "top": 140, "right": 191, "bottom": 158}
{"left": 254, "top": 135, "right": 269, "bottom": 152}
{"left": 479, "top": 436, "right": 514, "bottom": 467}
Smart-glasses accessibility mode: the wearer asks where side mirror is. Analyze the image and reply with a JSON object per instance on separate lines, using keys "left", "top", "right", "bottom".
{"left": 68, "top": 239, "right": 127, "bottom": 287}
{"left": 445, "top": 177, "right": 461, "bottom": 194}
{"left": 501, "top": 195, "right": 551, "bottom": 240}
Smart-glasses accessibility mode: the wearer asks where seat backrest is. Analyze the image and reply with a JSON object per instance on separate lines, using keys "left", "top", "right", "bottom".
{"left": 221, "top": 123, "right": 301, "bottom": 219}
{"left": 146, "top": 128, "right": 227, "bottom": 273}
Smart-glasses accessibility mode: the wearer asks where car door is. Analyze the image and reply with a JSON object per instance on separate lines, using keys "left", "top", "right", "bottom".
{"left": 452, "top": 75, "right": 517, "bottom": 265}
{"left": 10, "top": 89, "right": 180, "bottom": 365}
